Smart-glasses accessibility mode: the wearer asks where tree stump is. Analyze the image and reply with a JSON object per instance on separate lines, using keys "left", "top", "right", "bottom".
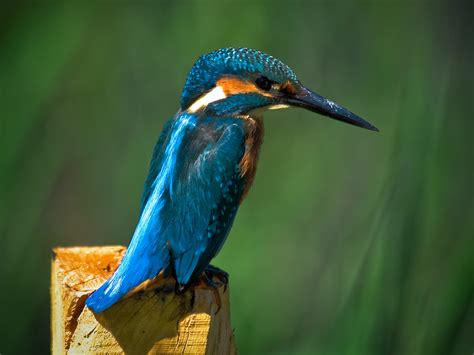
{"left": 51, "top": 246, "right": 236, "bottom": 354}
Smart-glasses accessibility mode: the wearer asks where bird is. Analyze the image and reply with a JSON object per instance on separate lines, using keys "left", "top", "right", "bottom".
{"left": 86, "top": 47, "right": 378, "bottom": 313}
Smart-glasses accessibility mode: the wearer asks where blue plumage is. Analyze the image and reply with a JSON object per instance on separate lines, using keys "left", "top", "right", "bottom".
{"left": 168, "top": 117, "right": 246, "bottom": 284}
{"left": 86, "top": 113, "right": 247, "bottom": 312}
{"left": 86, "top": 47, "right": 377, "bottom": 313}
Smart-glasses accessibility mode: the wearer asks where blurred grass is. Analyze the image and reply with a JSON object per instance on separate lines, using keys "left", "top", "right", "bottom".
{"left": 0, "top": 1, "right": 472, "bottom": 354}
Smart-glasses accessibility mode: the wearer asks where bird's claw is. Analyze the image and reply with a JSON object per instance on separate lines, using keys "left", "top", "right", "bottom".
{"left": 204, "top": 265, "right": 229, "bottom": 291}
{"left": 201, "top": 271, "right": 225, "bottom": 314}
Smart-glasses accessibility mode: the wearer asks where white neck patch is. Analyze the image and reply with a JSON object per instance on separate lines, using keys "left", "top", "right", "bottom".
{"left": 187, "top": 86, "right": 291, "bottom": 114}
{"left": 188, "top": 86, "right": 227, "bottom": 113}
{"left": 268, "top": 104, "right": 290, "bottom": 110}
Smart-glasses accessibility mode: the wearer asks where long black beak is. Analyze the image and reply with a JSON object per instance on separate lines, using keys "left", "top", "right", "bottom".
{"left": 285, "top": 85, "right": 378, "bottom": 132}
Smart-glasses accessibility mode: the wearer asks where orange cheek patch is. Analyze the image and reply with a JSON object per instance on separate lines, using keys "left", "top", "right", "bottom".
{"left": 216, "top": 76, "right": 273, "bottom": 97}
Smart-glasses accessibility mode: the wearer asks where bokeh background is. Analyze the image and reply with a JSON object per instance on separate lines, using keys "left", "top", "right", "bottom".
{"left": 1, "top": 1, "right": 472, "bottom": 354}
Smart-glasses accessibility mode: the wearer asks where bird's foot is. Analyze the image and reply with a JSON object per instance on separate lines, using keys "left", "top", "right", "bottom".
{"left": 204, "top": 264, "right": 229, "bottom": 291}
{"left": 201, "top": 272, "right": 222, "bottom": 314}
{"left": 174, "top": 276, "right": 221, "bottom": 303}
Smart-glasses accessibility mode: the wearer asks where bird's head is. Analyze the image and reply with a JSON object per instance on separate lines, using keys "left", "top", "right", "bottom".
{"left": 180, "top": 48, "right": 377, "bottom": 131}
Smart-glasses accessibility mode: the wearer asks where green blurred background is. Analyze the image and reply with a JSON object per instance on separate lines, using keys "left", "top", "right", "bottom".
{"left": 1, "top": 1, "right": 472, "bottom": 354}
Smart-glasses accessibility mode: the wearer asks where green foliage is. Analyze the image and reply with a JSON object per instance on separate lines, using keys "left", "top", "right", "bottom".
{"left": 0, "top": 1, "right": 472, "bottom": 354}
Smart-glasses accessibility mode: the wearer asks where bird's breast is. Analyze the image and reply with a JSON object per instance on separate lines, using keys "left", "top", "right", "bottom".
{"left": 239, "top": 115, "right": 264, "bottom": 200}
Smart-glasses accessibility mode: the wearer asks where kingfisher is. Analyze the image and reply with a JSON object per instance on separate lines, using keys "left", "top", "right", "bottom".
{"left": 86, "top": 48, "right": 378, "bottom": 313}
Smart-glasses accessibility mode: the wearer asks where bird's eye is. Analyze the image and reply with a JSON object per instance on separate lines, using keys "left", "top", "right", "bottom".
{"left": 255, "top": 76, "right": 272, "bottom": 91}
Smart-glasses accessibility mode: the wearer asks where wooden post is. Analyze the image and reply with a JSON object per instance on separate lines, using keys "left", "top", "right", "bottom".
{"left": 51, "top": 246, "right": 236, "bottom": 354}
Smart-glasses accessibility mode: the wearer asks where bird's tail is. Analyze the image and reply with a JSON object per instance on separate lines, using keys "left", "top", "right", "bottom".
{"left": 86, "top": 247, "right": 169, "bottom": 313}
{"left": 86, "top": 226, "right": 170, "bottom": 313}
{"left": 85, "top": 265, "right": 130, "bottom": 313}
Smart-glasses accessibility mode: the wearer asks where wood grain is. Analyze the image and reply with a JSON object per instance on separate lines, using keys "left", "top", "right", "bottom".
{"left": 51, "top": 246, "right": 235, "bottom": 354}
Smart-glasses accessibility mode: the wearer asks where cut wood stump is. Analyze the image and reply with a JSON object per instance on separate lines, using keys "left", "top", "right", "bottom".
{"left": 51, "top": 246, "right": 236, "bottom": 354}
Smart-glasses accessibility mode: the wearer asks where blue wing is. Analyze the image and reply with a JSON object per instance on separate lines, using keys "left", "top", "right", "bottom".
{"left": 86, "top": 113, "right": 246, "bottom": 312}
{"left": 167, "top": 117, "right": 246, "bottom": 285}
